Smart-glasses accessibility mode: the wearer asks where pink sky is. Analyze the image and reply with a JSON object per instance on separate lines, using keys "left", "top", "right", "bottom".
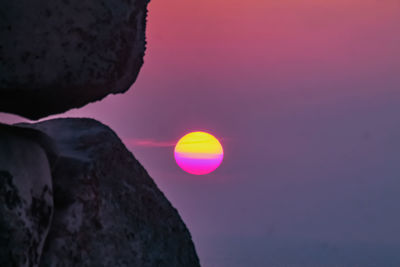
{"left": 2, "top": 0, "right": 400, "bottom": 266}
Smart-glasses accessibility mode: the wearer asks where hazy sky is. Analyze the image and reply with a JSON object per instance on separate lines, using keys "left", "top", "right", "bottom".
{"left": 2, "top": 0, "right": 400, "bottom": 266}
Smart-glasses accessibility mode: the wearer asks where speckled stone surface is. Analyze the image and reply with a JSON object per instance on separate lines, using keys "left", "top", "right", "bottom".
{"left": 0, "top": 0, "right": 149, "bottom": 119}
{"left": 0, "top": 125, "right": 54, "bottom": 267}
{"left": 20, "top": 118, "right": 200, "bottom": 267}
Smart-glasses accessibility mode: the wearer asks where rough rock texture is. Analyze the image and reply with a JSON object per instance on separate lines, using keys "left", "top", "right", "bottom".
{"left": 0, "top": 0, "right": 149, "bottom": 120}
{"left": 18, "top": 118, "right": 200, "bottom": 267}
{"left": 0, "top": 124, "right": 54, "bottom": 267}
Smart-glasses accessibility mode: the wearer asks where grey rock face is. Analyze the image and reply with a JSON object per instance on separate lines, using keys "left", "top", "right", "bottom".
{"left": 0, "top": 0, "right": 149, "bottom": 120}
{"left": 0, "top": 125, "right": 54, "bottom": 267}
{"left": 20, "top": 118, "right": 200, "bottom": 267}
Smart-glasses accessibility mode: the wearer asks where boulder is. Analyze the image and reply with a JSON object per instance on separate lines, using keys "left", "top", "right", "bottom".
{"left": 0, "top": 124, "right": 54, "bottom": 267}
{"left": 21, "top": 118, "right": 200, "bottom": 267}
{"left": 0, "top": 0, "right": 149, "bottom": 120}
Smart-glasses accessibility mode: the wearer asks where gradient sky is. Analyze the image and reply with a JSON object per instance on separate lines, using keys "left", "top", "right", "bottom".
{"left": 2, "top": 0, "right": 400, "bottom": 266}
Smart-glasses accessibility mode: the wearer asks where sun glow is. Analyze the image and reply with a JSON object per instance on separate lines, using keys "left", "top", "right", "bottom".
{"left": 174, "top": 132, "right": 224, "bottom": 175}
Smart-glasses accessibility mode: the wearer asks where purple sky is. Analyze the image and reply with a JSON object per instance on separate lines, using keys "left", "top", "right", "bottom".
{"left": 2, "top": 0, "right": 400, "bottom": 266}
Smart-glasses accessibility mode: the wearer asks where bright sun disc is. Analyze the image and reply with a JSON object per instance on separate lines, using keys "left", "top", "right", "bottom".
{"left": 174, "top": 131, "right": 224, "bottom": 175}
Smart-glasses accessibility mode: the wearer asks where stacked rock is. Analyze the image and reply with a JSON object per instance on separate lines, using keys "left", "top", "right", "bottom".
{"left": 0, "top": 0, "right": 148, "bottom": 120}
{"left": 0, "top": 1, "right": 201, "bottom": 266}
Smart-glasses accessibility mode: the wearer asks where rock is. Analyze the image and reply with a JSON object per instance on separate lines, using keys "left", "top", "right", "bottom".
{"left": 0, "top": 0, "right": 149, "bottom": 120}
{"left": 20, "top": 118, "right": 200, "bottom": 267}
{"left": 0, "top": 119, "right": 200, "bottom": 266}
{"left": 0, "top": 124, "right": 54, "bottom": 267}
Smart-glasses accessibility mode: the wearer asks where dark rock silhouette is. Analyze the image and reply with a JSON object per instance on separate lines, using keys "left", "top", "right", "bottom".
{"left": 10, "top": 118, "right": 200, "bottom": 267}
{"left": 0, "top": 124, "right": 54, "bottom": 267}
{"left": 0, "top": 0, "right": 149, "bottom": 120}
{"left": 0, "top": 0, "right": 201, "bottom": 265}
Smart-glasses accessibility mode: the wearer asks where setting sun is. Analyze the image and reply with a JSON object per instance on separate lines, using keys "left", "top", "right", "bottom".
{"left": 174, "top": 131, "right": 224, "bottom": 175}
